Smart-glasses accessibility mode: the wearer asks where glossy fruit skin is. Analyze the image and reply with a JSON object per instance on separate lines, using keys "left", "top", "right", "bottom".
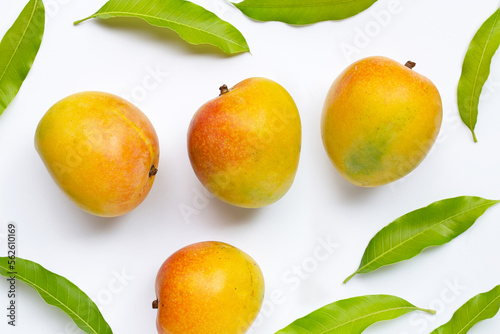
{"left": 154, "top": 241, "right": 265, "bottom": 334}
{"left": 188, "top": 77, "right": 301, "bottom": 208}
{"left": 321, "top": 56, "right": 443, "bottom": 187}
{"left": 35, "top": 91, "right": 159, "bottom": 217}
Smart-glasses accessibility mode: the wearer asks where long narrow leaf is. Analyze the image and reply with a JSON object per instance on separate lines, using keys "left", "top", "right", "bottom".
{"left": 430, "top": 285, "right": 500, "bottom": 334}
{"left": 0, "top": 257, "right": 112, "bottom": 334}
{"left": 74, "top": 0, "right": 249, "bottom": 54}
{"left": 457, "top": 7, "right": 500, "bottom": 142}
{"left": 276, "top": 294, "right": 435, "bottom": 334}
{"left": 0, "top": 0, "right": 45, "bottom": 116}
{"left": 233, "top": 0, "right": 378, "bottom": 24}
{"left": 345, "top": 196, "right": 499, "bottom": 283}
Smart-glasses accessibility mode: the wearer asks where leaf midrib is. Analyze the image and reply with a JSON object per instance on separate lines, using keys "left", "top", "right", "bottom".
{"left": 0, "top": 261, "right": 99, "bottom": 334}
{"left": 467, "top": 9, "right": 500, "bottom": 131}
{"left": 89, "top": 11, "right": 246, "bottom": 49}
{"left": 0, "top": 0, "right": 38, "bottom": 85}
{"left": 304, "top": 305, "right": 421, "bottom": 334}
{"left": 356, "top": 201, "right": 495, "bottom": 275}
{"left": 237, "top": 0, "right": 364, "bottom": 9}
{"left": 456, "top": 294, "right": 500, "bottom": 334}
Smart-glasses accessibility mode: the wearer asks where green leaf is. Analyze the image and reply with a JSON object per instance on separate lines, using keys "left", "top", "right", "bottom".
{"left": 430, "top": 285, "right": 500, "bottom": 334}
{"left": 233, "top": 0, "right": 378, "bottom": 25}
{"left": 0, "top": 0, "right": 45, "bottom": 116}
{"left": 345, "top": 196, "right": 499, "bottom": 283}
{"left": 457, "top": 7, "right": 500, "bottom": 142}
{"left": 0, "top": 257, "right": 112, "bottom": 334}
{"left": 74, "top": 0, "right": 249, "bottom": 54}
{"left": 276, "top": 294, "right": 435, "bottom": 334}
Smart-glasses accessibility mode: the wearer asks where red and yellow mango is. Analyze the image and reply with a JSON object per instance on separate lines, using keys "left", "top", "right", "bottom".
{"left": 154, "top": 241, "right": 264, "bottom": 334}
{"left": 188, "top": 77, "right": 301, "bottom": 208}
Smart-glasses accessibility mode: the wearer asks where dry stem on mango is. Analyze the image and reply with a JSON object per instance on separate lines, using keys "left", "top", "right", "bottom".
{"left": 149, "top": 165, "right": 158, "bottom": 177}
{"left": 219, "top": 84, "right": 229, "bottom": 95}
{"left": 405, "top": 61, "right": 416, "bottom": 69}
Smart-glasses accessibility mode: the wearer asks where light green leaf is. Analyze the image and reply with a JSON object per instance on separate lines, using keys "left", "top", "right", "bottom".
{"left": 276, "top": 294, "right": 435, "bottom": 334}
{"left": 345, "top": 196, "right": 499, "bottom": 283}
{"left": 457, "top": 7, "right": 500, "bottom": 142}
{"left": 0, "top": 0, "right": 45, "bottom": 116}
{"left": 0, "top": 257, "right": 112, "bottom": 334}
{"left": 233, "top": 0, "right": 378, "bottom": 25}
{"left": 74, "top": 0, "right": 249, "bottom": 54}
{"left": 430, "top": 285, "right": 500, "bottom": 334}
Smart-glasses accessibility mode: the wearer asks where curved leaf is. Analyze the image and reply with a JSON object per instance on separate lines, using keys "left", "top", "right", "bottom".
{"left": 74, "top": 0, "right": 249, "bottom": 54}
{"left": 345, "top": 196, "right": 499, "bottom": 283}
{"left": 233, "top": 0, "right": 378, "bottom": 25}
{"left": 0, "top": 0, "right": 44, "bottom": 116}
{"left": 457, "top": 7, "right": 500, "bottom": 142}
{"left": 276, "top": 294, "right": 435, "bottom": 334}
{"left": 430, "top": 285, "right": 500, "bottom": 334}
{"left": 0, "top": 257, "right": 112, "bottom": 334}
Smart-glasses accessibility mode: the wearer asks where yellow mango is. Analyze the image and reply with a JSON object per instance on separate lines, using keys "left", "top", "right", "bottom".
{"left": 321, "top": 56, "right": 442, "bottom": 187}
{"left": 35, "top": 91, "right": 159, "bottom": 217}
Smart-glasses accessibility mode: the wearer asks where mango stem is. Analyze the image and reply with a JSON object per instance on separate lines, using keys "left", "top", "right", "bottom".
{"left": 152, "top": 300, "right": 158, "bottom": 309}
{"left": 219, "top": 85, "right": 229, "bottom": 96}
{"left": 405, "top": 61, "right": 416, "bottom": 69}
{"left": 149, "top": 165, "right": 158, "bottom": 177}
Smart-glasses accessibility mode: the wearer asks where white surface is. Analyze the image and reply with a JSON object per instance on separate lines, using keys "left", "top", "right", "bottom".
{"left": 1, "top": 0, "right": 500, "bottom": 333}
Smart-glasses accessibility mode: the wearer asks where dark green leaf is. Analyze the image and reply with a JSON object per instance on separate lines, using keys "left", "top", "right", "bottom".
{"left": 430, "top": 285, "right": 500, "bottom": 334}
{"left": 345, "top": 196, "right": 499, "bottom": 283}
{"left": 276, "top": 294, "right": 435, "bottom": 334}
{"left": 233, "top": 0, "right": 378, "bottom": 25}
{"left": 0, "top": 257, "right": 113, "bottom": 334}
{"left": 457, "top": 7, "right": 500, "bottom": 142}
{"left": 74, "top": 0, "right": 249, "bottom": 54}
{"left": 0, "top": 0, "right": 45, "bottom": 116}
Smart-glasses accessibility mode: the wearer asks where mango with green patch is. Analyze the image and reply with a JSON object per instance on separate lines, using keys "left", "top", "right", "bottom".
{"left": 321, "top": 56, "right": 442, "bottom": 187}
{"left": 35, "top": 92, "right": 159, "bottom": 217}
{"left": 188, "top": 77, "right": 301, "bottom": 208}
{"left": 153, "top": 241, "right": 264, "bottom": 334}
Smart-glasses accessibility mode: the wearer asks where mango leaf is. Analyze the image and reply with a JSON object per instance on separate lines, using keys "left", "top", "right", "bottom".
{"left": 457, "top": 7, "right": 500, "bottom": 142}
{"left": 74, "top": 0, "right": 249, "bottom": 54}
{"left": 276, "top": 294, "right": 435, "bottom": 334}
{"left": 430, "top": 285, "right": 500, "bottom": 334}
{"left": 0, "top": 0, "right": 45, "bottom": 116}
{"left": 233, "top": 0, "right": 378, "bottom": 25}
{"left": 0, "top": 257, "right": 112, "bottom": 334}
{"left": 345, "top": 196, "right": 499, "bottom": 283}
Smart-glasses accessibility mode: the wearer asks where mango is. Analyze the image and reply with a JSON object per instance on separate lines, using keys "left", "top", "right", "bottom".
{"left": 35, "top": 91, "right": 159, "bottom": 217}
{"left": 153, "top": 241, "right": 264, "bottom": 334}
{"left": 187, "top": 77, "right": 301, "bottom": 208}
{"left": 321, "top": 56, "right": 442, "bottom": 187}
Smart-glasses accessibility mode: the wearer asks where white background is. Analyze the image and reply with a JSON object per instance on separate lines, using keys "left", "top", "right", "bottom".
{"left": 1, "top": 0, "right": 500, "bottom": 333}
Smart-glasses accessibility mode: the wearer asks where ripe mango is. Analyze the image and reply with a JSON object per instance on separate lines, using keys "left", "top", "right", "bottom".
{"left": 187, "top": 77, "right": 301, "bottom": 208}
{"left": 321, "top": 56, "right": 442, "bottom": 187}
{"left": 153, "top": 241, "right": 264, "bottom": 334}
{"left": 35, "top": 92, "right": 159, "bottom": 217}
